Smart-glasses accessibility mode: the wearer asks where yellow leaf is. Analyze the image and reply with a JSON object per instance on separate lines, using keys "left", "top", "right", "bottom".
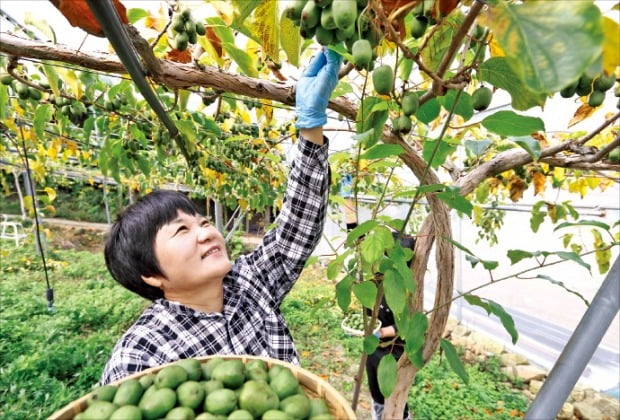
{"left": 586, "top": 176, "right": 600, "bottom": 189}
{"left": 532, "top": 171, "right": 546, "bottom": 196}
{"left": 473, "top": 205, "right": 483, "bottom": 224}
{"left": 487, "top": 35, "right": 505, "bottom": 58}
{"left": 82, "top": 150, "right": 91, "bottom": 160}
{"left": 257, "top": 99, "right": 273, "bottom": 123}
{"left": 238, "top": 198, "right": 248, "bottom": 210}
{"left": 65, "top": 70, "right": 81, "bottom": 99}
{"left": 553, "top": 167, "right": 565, "bottom": 182}
{"left": 251, "top": 0, "right": 278, "bottom": 61}
{"left": 44, "top": 187, "right": 56, "bottom": 202}
{"left": 47, "top": 145, "right": 58, "bottom": 159}
{"left": 238, "top": 107, "right": 251, "bottom": 124}
{"left": 568, "top": 179, "right": 587, "bottom": 198}
{"left": 601, "top": 16, "right": 620, "bottom": 74}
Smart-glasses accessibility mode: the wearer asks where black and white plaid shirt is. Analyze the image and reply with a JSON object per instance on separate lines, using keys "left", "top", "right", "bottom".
{"left": 101, "top": 136, "right": 329, "bottom": 385}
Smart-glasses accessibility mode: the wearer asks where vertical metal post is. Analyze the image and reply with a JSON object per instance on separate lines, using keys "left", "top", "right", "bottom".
{"left": 102, "top": 178, "right": 111, "bottom": 225}
{"left": 525, "top": 256, "right": 620, "bottom": 419}
{"left": 214, "top": 200, "right": 224, "bottom": 234}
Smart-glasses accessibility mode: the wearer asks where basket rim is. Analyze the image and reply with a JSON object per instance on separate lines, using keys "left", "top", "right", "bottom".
{"left": 48, "top": 354, "right": 357, "bottom": 420}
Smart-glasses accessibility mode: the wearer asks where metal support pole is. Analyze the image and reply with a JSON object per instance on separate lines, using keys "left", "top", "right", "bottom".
{"left": 525, "top": 256, "right": 620, "bottom": 419}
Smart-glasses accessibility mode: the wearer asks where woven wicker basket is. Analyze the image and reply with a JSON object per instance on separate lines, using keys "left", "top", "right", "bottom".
{"left": 49, "top": 355, "right": 356, "bottom": 419}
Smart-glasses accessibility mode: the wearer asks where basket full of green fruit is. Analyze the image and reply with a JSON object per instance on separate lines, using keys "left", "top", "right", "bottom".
{"left": 341, "top": 313, "right": 381, "bottom": 338}
{"left": 49, "top": 355, "right": 356, "bottom": 420}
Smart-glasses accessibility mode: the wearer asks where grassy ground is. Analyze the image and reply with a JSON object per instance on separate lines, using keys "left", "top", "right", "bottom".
{"left": 0, "top": 240, "right": 528, "bottom": 419}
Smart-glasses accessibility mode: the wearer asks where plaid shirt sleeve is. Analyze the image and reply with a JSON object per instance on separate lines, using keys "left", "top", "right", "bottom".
{"left": 241, "top": 135, "right": 330, "bottom": 304}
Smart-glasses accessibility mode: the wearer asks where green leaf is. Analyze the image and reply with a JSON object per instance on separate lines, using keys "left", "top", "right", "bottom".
{"left": 332, "top": 80, "right": 354, "bottom": 99}
{"left": 33, "top": 104, "right": 54, "bottom": 140}
{"left": 363, "top": 334, "right": 380, "bottom": 354}
{"left": 507, "top": 249, "right": 536, "bottom": 265}
{"left": 24, "top": 13, "right": 56, "bottom": 42}
{"left": 488, "top": 301, "right": 519, "bottom": 345}
{"left": 483, "top": 2, "right": 603, "bottom": 94}
{"left": 535, "top": 274, "right": 590, "bottom": 307}
{"left": 481, "top": 111, "right": 545, "bottom": 137}
{"left": 464, "top": 294, "right": 490, "bottom": 313}
{"left": 42, "top": 63, "right": 61, "bottom": 98}
{"left": 304, "top": 255, "right": 319, "bottom": 268}
{"left": 232, "top": 0, "right": 261, "bottom": 28}
{"left": 480, "top": 57, "right": 547, "bottom": 110}
{"left": 357, "top": 96, "right": 389, "bottom": 147}
{"left": 207, "top": 18, "right": 236, "bottom": 45}
{"left": 361, "top": 144, "right": 405, "bottom": 160}
{"left": 176, "top": 120, "right": 197, "bottom": 145}
{"left": 444, "top": 237, "right": 475, "bottom": 256}
{"left": 464, "top": 295, "right": 518, "bottom": 345}
{"left": 439, "top": 89, "right": 473, "bottom": 121}
{"left": 360, "top": 235, "right": 385, "bottom": 265}
{"left": 279, "top": 13, "right": 299, "bottom": 67}
{"left": 384, "top": 270, "right": 406, "bottom": 314}
{"left": 555, "top": 251, "right": 591, "bottom": 272}
{"left": 405, "top": 312, "right": 428, "bottom": 368}
{"left": 127, "top": 8, "right": 149, "bottom": 24}
{"left": 440, "top": 339, "right": 469, "bottom": 384}
{"left": 335, "top": 275, "right": 353, "bottom": 312}
{"left": 221, "top": 42, "right": 258, "bottom": 77}
{"left": 436, "top": 186, "right": 473, "bottom": 217}
{"left": 377, "top": 354, "right": 398, "bottom": 398}
{"left": 416, "top": 96, "right": 440, "bottom": 124}
{"left": 136, "top": 155, "right": 151, "bottom": 176}
{"left": 421, "top": 12, "right": 465, "bottom": 72}
{"left": 554, "top": 220, "right": 611, "bottom": 232}
{"left": 346, "top": 220, "right": 378, "bottom": 245}
{"left": 201, "top": 118, "right": 222, "bottom": 137}
{"left": 422, "top": 139, "right": 457, "bottom": 169}
{"left": 0, "top": 86, "right": 7, "bottom": 120}
{"left": 511, "top": 136, "right": 541, "bottom": 161}
{"left": 465, "top": 139, "right": 492, "bottom": 157}
{"left": 353, "top": 281, "right": 377, "bottom": 309}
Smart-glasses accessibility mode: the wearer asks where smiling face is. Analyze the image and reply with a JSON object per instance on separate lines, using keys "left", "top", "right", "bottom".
{"left": 142, "top": 210, "right": 233, "bottom": 301}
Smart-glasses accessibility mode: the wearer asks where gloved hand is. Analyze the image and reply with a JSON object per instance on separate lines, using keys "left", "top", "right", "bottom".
{"left": 339, "top": 173, "right": 353, "bottom": 198}
{"left": 295, "top": 49, "right": 343, "bottom": 129}
{"left": 374, "top": 329, "right": 381, "bottom": 339}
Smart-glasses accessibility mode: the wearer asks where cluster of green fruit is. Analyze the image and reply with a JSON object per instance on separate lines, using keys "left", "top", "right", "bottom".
{"left": 171, "top": 9, "right": 206, "bottom": 51}
{"left": 103, "top": 95, "right": 128, "bottom": 112}
{"left": 48, "top": 94, "right": 89, "bottom": 125}
{"left": 559, "top": 72, "right": 616, "bottom": 107}
{"left": 1, "top": 74, "right": 44, "bottom": 101}
{"left": 74, "top": 357, "right": 334, "bottom": 420}
{"left": 285, "top": 0, "right": 379, "bottom": 53}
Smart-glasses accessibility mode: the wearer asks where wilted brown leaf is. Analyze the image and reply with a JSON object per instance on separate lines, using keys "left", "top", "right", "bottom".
{"left": 509, "top": 176, "right": 527, "bottom": 202}
{"left": 166, "top": 48, "right": 192, "bottom": 63}
{"left": 532, "top": 171, "right": 546, "bottom": 196}
{"left": 568, "top": 102, "right": 597, "bottom": 127}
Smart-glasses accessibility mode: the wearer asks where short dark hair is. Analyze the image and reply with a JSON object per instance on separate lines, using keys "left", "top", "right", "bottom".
{"left": 104, "top": 190, "right": 200, "bottom": 300}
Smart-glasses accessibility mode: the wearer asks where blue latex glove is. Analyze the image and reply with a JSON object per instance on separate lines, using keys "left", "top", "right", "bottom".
{"left": 339, "top": 173, "right": 353, "bottom": 198}
{"left": 295, "top": 49, "right": 343, "bottom": 129}
{"left": 374, "top": 329, "right": 381, "bottom": 339}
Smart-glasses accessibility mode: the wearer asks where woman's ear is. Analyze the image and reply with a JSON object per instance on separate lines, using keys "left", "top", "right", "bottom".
{"left": 142, "top": 274, "right": 163, "bottom": 289}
